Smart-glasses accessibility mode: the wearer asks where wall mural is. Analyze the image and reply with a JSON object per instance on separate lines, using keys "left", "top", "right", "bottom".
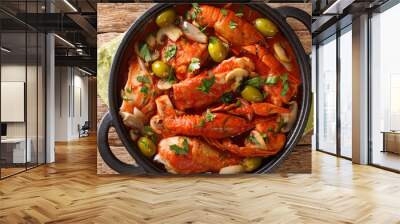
{"left": 97, "top": 2, "right": 312, "bottom": 175}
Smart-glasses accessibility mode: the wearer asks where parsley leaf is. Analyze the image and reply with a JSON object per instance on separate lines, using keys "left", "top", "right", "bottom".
{"left": 261, "top": 133, "right": 269, "bottom": 143}
{"left": 140, "top": 86, "right": 148, "bottom": 94}
{"left": 209, "top": 36, "right": 219, "bottom": 44}
{"left": 220, "top": 8, "right": 228, "bottom": 16}
{"left": 166, "top": 69, "right": 176, "bottom": 84}
{"left": 170, "top": 138, "right": 189, "bottom": 155}
{"left": 220, "top": 92, "right": 234, "bottom": 104}
{"left": 281, "top": 82, "right": 289, "bottom": 96}
{"left": 229, "top": 20, "right": 237, "bottom": 30}
{"left": 198, "top": 119, "right": 206, "bottom": 127}
{"left": 197, "top": 75, "right": 215, "bottom": 93}
{"left": 246, "top": 77, "right": 264, "bottom": 89}
{"left": 236, "top": 99, "right": 242, "bottom": 107}
{"left": 137, "top": 75, "right": 150, "bottom": 84}
{"left": 191, "top": 3, "right": 202, "bottom": 20}
{"left": 247, "top": 134, "right": 260, "bottom": 145}
{"left": 139, "top": 43, "right": 152, "bottom": 62}
{"left": 205, "top": 109, "right": 216, "bottom": 122}
{"left": 143, "top": 126, "right": 158, "bottom": 143}
{"left": 265, "top": 76, "right": 278, "bottom": 85}
{"left": 188, "top": 57, "right": 201, "bottom": 73}
{"left": 280, "top": 73, "right": 289, "bottom": 96}
{"left": 164, "top": 44, "right": 177, "bottom": 61}
{"left": 235, "top": 12, "right": 243, "bottom": 17}
{"left": 125, "top": 86, "right": 132, "bottom": 93}
{"left": 199, "top": 24, "right": 208, "bottom": 33}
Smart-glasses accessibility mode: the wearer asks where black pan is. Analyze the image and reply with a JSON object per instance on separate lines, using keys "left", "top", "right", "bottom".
{"left": 98, "top": 3, "right": 311, "bottom": 175}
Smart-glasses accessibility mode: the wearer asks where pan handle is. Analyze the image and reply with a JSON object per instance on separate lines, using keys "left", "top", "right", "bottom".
{"left": 97, "top": 112, "right": 144, "bottom": 175}
{"left": 276, "top": 6, "right": 311, "bottom": 32}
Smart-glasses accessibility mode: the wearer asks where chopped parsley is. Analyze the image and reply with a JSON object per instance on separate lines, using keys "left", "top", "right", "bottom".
{"left": 220, "top": 92, "right": 234, "bottom": 104}
{"left": 122, "top": 95, "right": 134, "bottom": 101}
{"left": 139, "top": 43, "right": 152, "bottom": 62}
{"left": 143, "top": 125, "right": 158, "bottom": 143}
{"left": 261, "top": 133, "right": 269, "bottom": 143}
{"left": 205, "top": 109, "right": 216, "bottom": 122}
{"left": 166, "top": 69, "right": 176, "bottom": 84}
{"left": 137, "top": 75, "right": 150, "bottom": 84}
{"left": 197, "top": 75, "right": 215, "bottom": 93}
{"left": 209, "top": 36, "right": 219, "bottom": 44}
{"left": 265, "top": 76, "right": 278, "bottom": 85}
{"left": 236, "top": 6, "right": 244, "bottom": 17}
{"left": 246, "top": 77, "right": 264, "bottom": 89}
{"left": 170, "top": 138, "right": 189, "bottom": 155}
{"left": 267, "top": 127, "right": 273, "bottom": 132}
{"left": 235, "top": 12, "right": 244, "bottom": 17}
{"left": 235, "top": 99, "right": 242, "bottom": 107}
{"left": 140, "top": 86, "right": 148, "bottom": 94}
{"left": 191, "top": 3, "right": 202, "bottom": 20}
{"left": 280, "top": 73, "right": 289, "bottom": 96}
{"left": 198, "top": 119, "right": 206, "bottom": 127}
{"left": 229, "top": 20, "right": 237, "bottom": 30}
{"left": 164, "top": 44, "right": 177, "bottom": 61}
{"left": 281, "top": 82, "right": 289, "bottom": 96}
{"left": 220, "top": 8, "right": 228, "bottom": 16}
{"left": 188, "top": 57, "right": 201, "bottom": 73}
{"left": 125, "top": 86, "right": 132, "bottom": 93}
{"left": 247, "top": 134, "right": 260, "bottom": 145}
{"left": 199, "top": 25, "right": 208, "bottom": 33}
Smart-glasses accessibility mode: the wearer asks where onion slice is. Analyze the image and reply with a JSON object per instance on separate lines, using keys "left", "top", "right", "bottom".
{"left": 180, "top": 21, "right": 208, "bottom": 44}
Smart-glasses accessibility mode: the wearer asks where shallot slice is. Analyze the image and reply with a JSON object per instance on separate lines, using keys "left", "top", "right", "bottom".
{"left": 180, "top": 21, "right": 208, "bottom": 44}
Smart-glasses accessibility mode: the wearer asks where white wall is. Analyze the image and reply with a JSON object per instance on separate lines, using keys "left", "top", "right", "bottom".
{"left": 54, "top": 66, "right": 89, "bottom": 141}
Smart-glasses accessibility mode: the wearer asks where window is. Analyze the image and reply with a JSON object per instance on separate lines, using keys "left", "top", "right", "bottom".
{"left": 370, "top": 3, "right": 400, "bottom": 171}
{"left": 317, "top": 35, "right": 337, "bottom": 154}
{"left": 339, "top": 27, "right": 352, "bottom": 158}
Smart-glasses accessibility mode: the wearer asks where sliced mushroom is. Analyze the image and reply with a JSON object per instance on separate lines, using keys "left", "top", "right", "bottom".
{"left": 244, "top": 130, "right": 267, "bottom": 149}
{"left": 133, "top": 107, "right": 145, "bottom": 122}
{"left": 281, "top": 101, "right": 298, "bottom": 133}
{"left": 156, "top": 25, "right": 183, "bottom": 44}
{"left": 180, "top": 21, "right": 208, "bottom": 43}
{"left": 219, "top": 165, "right": 245, "bottom": 174}
{"left": 273, "top": 42, "right": 290, "bottom": 63}
{"left": 119, "top": 111, "right": 144, "bottom": 131}
{"left": 225, "top": 68, "right": 249, "bottom": 90}
{"left": 157, "top": 79, "right": 173, "bottom": 90}
{"left": 150, "top": 115, "right": 163, "bottom": 134}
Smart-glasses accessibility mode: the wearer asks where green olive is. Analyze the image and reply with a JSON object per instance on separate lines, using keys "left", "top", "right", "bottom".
{"left": 137, "top": 137, "right": 156, "bottom": 158}
{"left": 254, "top": 18, "right": 278, "bottom": 37}
{"left": 241, "top": 85, "right": 264, "bottom": 102}
{"left": 151, "top": 60, "right": 170, "bottom": 78}
{"left": 155, "top": 9, "right": 176, "bottom": 27}
{"left": 242, "top": 157, "right": 263, "bottom": 172}
{"left": 208, "top": 37, "right": 228, "bottom": 62}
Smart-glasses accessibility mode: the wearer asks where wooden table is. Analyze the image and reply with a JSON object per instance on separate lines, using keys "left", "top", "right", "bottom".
{"left": 97, "top": 3, "right": 312, "bottom": 174}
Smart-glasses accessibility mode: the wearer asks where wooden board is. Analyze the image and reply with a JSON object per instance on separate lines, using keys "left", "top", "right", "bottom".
{"left": 97, "top": 2, "right": 312, "bottom": 174}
